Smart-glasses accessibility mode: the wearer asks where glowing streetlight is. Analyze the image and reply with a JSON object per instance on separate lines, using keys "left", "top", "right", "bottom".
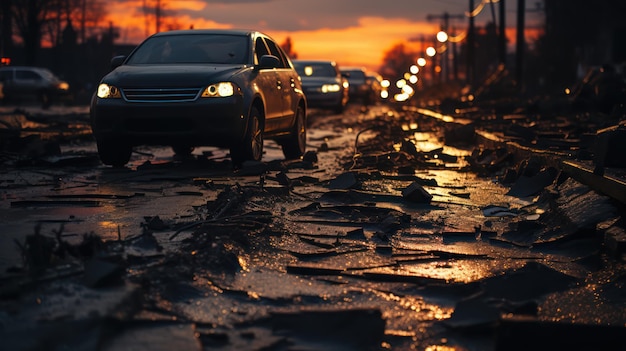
{"left": 409, "top": 65, "right": 419, "bottom": 74}
{"left": 426, "top": 46, "right": 436, "bottom": 57}
{"left": 436, "top": 30, "right": 448, "bottom": 43}
{"left": 417, "top": 57, "right": 426, "bottom": 67}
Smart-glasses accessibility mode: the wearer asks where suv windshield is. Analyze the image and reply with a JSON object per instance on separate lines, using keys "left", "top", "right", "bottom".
{"left": 127, "top": 34, "right": 249, "bottom": 64}
{"left": 345, "top": 70, "right": 366, "bottom": 84}
{"left": 293, "top": 63, "right": 337, "bottom": 78}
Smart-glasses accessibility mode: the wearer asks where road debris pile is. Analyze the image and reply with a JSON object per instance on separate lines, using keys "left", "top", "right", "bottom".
{"left": 1, "top": 103, "right": 625, "bottom": 350}
{"left": 0, "top": 107, "right": 96, "bottom": 167}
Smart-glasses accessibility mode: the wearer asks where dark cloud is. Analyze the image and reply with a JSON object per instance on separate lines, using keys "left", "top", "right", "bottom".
{"left": 180, "top": 0, "right": 470, "bottom": 32}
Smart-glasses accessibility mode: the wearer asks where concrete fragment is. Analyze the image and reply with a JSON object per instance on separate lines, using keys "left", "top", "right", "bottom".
{"left": 302, "top": 150, "right": 318, "bottom": 163}
{"left": 346, "top": 227, "right": 365, "bottom": 239}
{"left": 102, "top": 323, "right": 201, "bottom": 351}
{"left": 442, "top": 230, "right": 478, "bottom": 243}
{"left": 328, "top": 171, "right": 358, "bottom": 189}
{"left": 268, "top": 309, "right": 385, "bottom": 350}
{"left": 481, "top": 261, "right": 579, "bottom": 302}
{"left": 506, "top": 167, "right": 557, "bottom": 197}
{"left": 444, "top": 297, "right": 500, "bottom": 330}
{"left": 495, "top": 315, "right": 626, "bottom": 351}
{"left": 235, "top": 160, "right": 267, "bottom": 175}
{"left": 401, "top": 181, "right": 432, "bottom": 203}
{"left": 83, "top": 258, "right": 124, "bottom": 288}
{"left": 604, "top": 225, "right": 626, "bottom": 257}
{"left": 444, "top": 122, "right": 476, "bottom": 145}
{"left": 275, "top": 171, "right": 292, "bottom": 187}
{"left": 592, "top": 122, "right": 626, "bottom": 175}
{"left": 143, "top": 216, "right": 168, "bottom": 230}
{"left": 555, "top": 178, "right": 620, "bottom": 229}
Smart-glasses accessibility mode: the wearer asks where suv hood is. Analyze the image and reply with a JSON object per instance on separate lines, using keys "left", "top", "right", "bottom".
{"left": 300, "top": 76, "right": 341, "bottom": 86}
{"left": 104, "top": 64, "right": 247, "bottom": 87}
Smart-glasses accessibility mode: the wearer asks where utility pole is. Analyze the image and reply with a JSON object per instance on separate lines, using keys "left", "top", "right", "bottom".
{"left": 81, "top": 0, "right": 85, "bottom": 44}
{"left": 516, "top": 0, "right": 525, "bottom": 91}
{"left": 155, "top": 0, "right": 161, "bottom": 33}
{"left": 0, "top": 0, "right": 11, "bottom": 59}
{"left": 452, "top": 26, "right": 459, "bottom": 80}
{"left": 426, "top": 12, "right": 464, "bottom": 82}
{"left": 468, "top": 0, "right": 476, "bottom": 88}
{"left": 499, "top": 0, "right": 506, "bottom": 66}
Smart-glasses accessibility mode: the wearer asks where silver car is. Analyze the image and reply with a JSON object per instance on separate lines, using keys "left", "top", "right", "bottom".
{"left": 0, "top": 66, "right": 70, "bottom": 107}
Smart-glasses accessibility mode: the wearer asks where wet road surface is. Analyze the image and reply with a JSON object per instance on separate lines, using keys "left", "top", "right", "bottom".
{"left": 1, "top": 102, "right": 625, "bottom": 351}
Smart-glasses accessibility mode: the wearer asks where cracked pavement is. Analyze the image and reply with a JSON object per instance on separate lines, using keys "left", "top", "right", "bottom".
{"left": 1, "top": 100, "right": 625, "bottom": 351}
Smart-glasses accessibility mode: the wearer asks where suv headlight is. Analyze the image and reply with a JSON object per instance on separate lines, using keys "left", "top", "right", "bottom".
{"left": 321, "top": 84, "right": 341, "bottom": 93}
{"left": 97, "top": 83, "right": 121, "bottom": 98}
{"left": 202, "top": 82, "right": 239, "bottom": 97}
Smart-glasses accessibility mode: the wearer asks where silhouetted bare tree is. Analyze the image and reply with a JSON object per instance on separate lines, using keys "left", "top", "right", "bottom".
{"left": 7, "top": 0, "right": 106, "bottom": 64}
{"left": 0, "top": 0, "right": 14, "bottom": 58}
{"left": 379, "top": 42, "right": 416, "bottom": 81}
{"left": 281, "top": 36, "right": 297, "bottom": 59}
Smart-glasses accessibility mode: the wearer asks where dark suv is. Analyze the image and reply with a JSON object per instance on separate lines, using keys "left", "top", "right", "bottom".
{"left": 340, "top": 66, "right": 375, "bottom": 105}
{"left": 0, "top": 66, "right": 71, "bottom": 107}
{"left": 90, "top": 29, "right": 307, "bottom": 167}
{"left": 293, "top": 59, "right": 349, "bottom": 113}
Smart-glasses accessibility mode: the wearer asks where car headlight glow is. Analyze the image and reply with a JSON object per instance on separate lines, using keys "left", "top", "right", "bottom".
{"left": 202, "top": 82, "right": 237, "bottom": 97}
{"left": 97, "top": 83, "right": 121, "bottom": 98}
{"left": 321, "top": 84, "right": 341, "bottom": 93}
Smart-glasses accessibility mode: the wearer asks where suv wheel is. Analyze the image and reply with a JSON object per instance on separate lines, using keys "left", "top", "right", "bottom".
{"left": 281, "top": 105, "right": 306, "bottom": 159}
{"left": 97, "top": 139, "right": 132, "bottom": 167}
{"left": 172, "top": 145, "right": 194, "bottom": 156}
{"left": 230, "top": 106, "right": 263, "bottom": 166}
{"left": 40, "top": 91, "right": 51, "bottom": 109}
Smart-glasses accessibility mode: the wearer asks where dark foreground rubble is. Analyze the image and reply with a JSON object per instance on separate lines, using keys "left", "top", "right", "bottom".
{"left": 0, "top": 98, "right": 625, "bottom": 350}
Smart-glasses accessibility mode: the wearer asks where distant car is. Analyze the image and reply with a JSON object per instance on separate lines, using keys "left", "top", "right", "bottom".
{"left": 292, "top": 59, "right": 349, "bottom": 113}
{"left": 340, "top": 66, "right": 375, "bottom": 105}
{"left": 0, "top": 66, "right": 70, "bottom": 107}
{"left": 90, "top": 29, "right": 307, "bottom": 167}
{"left": 366, "top": 72, "right": 384, "bottom": 102}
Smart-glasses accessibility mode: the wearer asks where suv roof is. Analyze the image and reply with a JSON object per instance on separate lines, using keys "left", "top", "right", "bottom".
{"left": 293, "top": 59, "right": 338, "bottom": 65}
{"left": 340, "top": 67, "right": 367, "bottom": 72}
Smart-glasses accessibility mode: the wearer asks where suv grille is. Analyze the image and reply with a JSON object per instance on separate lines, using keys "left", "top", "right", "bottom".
{"left": 122, "top": 87, "right": 202, "bottom": 102}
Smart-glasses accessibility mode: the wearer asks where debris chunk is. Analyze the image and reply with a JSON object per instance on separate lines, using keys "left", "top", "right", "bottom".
{"left": 328, "top": 171, "right": 358, "bottom": 190}
{"left": 401, "top": 181, "right": 432, "bottom": 203}
{"left": 83, "top": 258, "right": 124, "bottom": 288}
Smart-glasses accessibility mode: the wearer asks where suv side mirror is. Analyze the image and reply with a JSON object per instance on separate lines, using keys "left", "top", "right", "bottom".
{"left": 110, "top": 55, "right": 126, "bottom": 69}
{"left": 258, "top": 55, "right": 280, "bottom": 69}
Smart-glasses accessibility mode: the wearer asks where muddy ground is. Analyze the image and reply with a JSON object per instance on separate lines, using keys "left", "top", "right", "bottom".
{"left": 1, "top": 99, "right": 625, "bottom": 351}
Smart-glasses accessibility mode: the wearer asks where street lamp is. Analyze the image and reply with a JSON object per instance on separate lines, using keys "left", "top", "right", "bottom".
{"left": 436, "top": 30, "right": 448, "bottom": 43}
{"left": 417, "top": 58, "right": 426, "bottom": 67}
{"left": 436, "top": 31, "right": 449, "bottom": 81}
{"left": 425, "top": 46, "right": 437, "bottom": 84}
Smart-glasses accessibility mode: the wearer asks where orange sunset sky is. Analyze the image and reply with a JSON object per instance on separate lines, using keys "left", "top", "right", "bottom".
{"left": 103, "top": 0, "right": 544, "bottom": 73}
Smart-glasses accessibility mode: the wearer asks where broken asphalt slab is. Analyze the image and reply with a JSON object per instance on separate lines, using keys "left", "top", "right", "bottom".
{"left": 2, "top": 103, "right": 626, "bottom": 350}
